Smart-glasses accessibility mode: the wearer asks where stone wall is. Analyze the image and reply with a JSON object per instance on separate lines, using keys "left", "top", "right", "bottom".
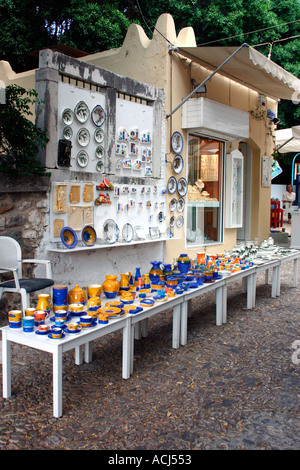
{"left": 0, "top": 174, "right": 50, "bottom": 314}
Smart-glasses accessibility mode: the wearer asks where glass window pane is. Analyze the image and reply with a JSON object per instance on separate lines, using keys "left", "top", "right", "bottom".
{"left": 187, "top": 136, "right": 223, "bottom": 246}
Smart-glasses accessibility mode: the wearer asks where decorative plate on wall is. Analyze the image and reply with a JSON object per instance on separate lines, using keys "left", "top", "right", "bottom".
{"left": 95, "top": 145, "right": 104, "bottom": 159}
{"left": 122, "top": 223, "right": 134, "bottom": 242}
{"left": 177, "top": 177, "right": 187, "bottom": 197}
{"left": 177, "top": 197, "right": 185, "bottom": 212}
{"left": 77, "top": 128, "right": 90, "bottom": 147}
{"left": 171, "top": 131, "right": 183, "bottom": 154}
{"left": 96, "top": 160, "right": 104, "bottom": 172}
{"left": 176, "top": 215, "right": 184, "bottom": 228}
{"left": 173, "top": 154, "right": 184, "bottom": 174}
{"left": 167, "top": 176, "right": 177, "bottom": 194}
{"left": 74, "top": 101, "right": 89, "bottom": 123}
{"left": 94, "top": 129, "right": 104, "bottom": 145}
{"left": 81, "top": 225, "right": 97, "bottom": 246}
{"left": 170, "top": 215, "right": 175, "bottom": 228}
{"left": 62, "top": 108, "right": 74, "bottom": 126}
{"left": 76, "top": 150, "right": 89, "bottom": 168}
{"left": 63, "top": 126, "right": 73, "bottom": 141}
{"left": 103, "top": 219, "right": 119, "bottom": 244}
{"left": 91, "top": 104, "right": 105, "bottom": 127}
{"left": 169, "top": 198, "right": 177, "bottom": 212}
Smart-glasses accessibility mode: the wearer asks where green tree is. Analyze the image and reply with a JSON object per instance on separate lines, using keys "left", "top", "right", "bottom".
{"left": 0, "top": 84, "right": 49, "bottom": 177}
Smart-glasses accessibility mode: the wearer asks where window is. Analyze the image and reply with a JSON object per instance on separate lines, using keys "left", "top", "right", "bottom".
{"left": 186, "top": 135, "right": 223, "bottom": 246}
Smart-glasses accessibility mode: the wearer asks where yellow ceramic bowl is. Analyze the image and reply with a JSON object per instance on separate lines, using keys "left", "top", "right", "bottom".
{"left": 97, "top": 306, "right": 121, "bottom": 317}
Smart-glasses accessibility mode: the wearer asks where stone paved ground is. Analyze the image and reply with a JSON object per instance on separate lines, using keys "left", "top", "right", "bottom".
{"left": 0, "top": 263, "right": 299, "bottom": 451}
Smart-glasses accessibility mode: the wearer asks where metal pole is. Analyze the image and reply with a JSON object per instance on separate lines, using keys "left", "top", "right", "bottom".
{"left": 166, "top": 43, "right": 250, "bottom": 118}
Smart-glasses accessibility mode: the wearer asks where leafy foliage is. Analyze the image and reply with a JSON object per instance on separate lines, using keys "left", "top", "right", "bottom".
{"left": 0, "top": 84, "right": 49, "bottom": 177}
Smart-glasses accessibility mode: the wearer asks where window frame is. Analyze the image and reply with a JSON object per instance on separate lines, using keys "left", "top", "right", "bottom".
{"left": 185, "top": 133, "right": 225, "bottom": 248}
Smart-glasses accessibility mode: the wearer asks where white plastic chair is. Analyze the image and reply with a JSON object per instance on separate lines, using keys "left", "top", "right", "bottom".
{"left": 0, "top": 236, "right": 54, "bottom": 313}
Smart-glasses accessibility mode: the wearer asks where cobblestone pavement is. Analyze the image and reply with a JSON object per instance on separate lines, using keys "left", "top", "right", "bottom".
{"left": 0, "top": 263, "right": 299, "bottom": 451}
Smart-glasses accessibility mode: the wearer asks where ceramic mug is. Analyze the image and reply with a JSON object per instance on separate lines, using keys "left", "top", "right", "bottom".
{"left": 8, "top": 310, "right": 22, "bottom": 322}
{"left": 34, "top": 310, "right": 47, "bottom": 324}
{"left": 54, "top": 318, "right": 65, "bottom": 328}
{"left": 23, "top": 316, "right": 34, "bottom": 332}
{"left": 68, "top": 322, "right": 80, "bottom": 331}
{"left": 25, "top": 307, "right": 36, "bottom": 316}
{"left": 38, "top": 324, "right": 50, "bottom": 333}
{"left": 51, "top": 327, "right": 63, "bottom": 339}
{"left": 54, "top": 310, "right": 68, "bottom": 320}
{"left": 80, "top": 315, "right": 92, "bottom": 327}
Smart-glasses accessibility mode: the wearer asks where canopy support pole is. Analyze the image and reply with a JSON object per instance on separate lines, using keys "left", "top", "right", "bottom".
{"left": 166, "top": 43, "right": 250, "bottom": 119}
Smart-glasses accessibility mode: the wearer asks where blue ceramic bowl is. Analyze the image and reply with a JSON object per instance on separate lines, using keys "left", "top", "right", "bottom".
{"left": 60, "top": 226, "right": 78, "bottom": 249}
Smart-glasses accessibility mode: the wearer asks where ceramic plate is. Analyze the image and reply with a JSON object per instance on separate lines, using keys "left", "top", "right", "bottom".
{"left": 177, "top": 197, "right": 185, "bottom": 213}
{"left": 95, "top": 145, "right": 104, "bottom": 159}
{"left": 91, "top": 104, "right": 105, "bottom": 127}
{"left": 177, "top": 177, "right": 187, "bottom": 197}
{"left": 170, "top": 216, "right": 175, "bottom": 227}
{"left": 167, "top": 176, "right": 177, "bottom": 194}
{"left": 134, "top": 225, "right": 146, "bottom": 240}
{"left": 74, "top": 101, "right": 89, "bottom": 123}
{"left": 173, "top": 154, "right": 184, "bottom": 174}
{"left": 176, "top": 215, "right": 184, "bottom": 228}
{"left": 60, "top": 226, "right": 78, "bottom": 249}
{"left": 77, "top": 128, "right": 90, "bottom": 147}
{"left": 81, "top": 225, "right": 97, "bottom": 246}
{"left": 122, "top": 223, "right": 134, "bottom": 242}
{"left": 171, "top": 131, "right": 183, "bottom": 154}
{"left": 169, "top": 198, "right": 177, "bottom": 212}
{"left": 63, "top": 126, "right": 73, "bottom": 141}
{"left": 103, "top": 219, "right": 119, "bottom": 244}
{"left": 62, "top": 108, "right": 74, "bottom": 126}
{"left": 96, "top": 160, "right": 104, "bottom": 172}
{"left": 76, "top": 150, "right": 89, "bottom": 168}
{"left": 94, "top": 128, "right": 104, "bottom": 143}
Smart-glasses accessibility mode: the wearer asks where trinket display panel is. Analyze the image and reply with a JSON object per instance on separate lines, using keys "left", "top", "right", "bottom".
{"left": 115, "top": 98, "right": 153, "bottom": 177}
{"left": 58, "top": 82, "right": 106, "bottom": 173}
{"left": 50, "top": 180, "right": 167, "bottom": 245}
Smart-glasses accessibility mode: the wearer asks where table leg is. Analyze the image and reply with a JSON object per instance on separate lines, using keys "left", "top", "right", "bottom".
{"left": 222, "top": 285, "right": 227, "bottom": 324}
{"left": 75, "top": 346, "right": 83, "bottom": 365}
{"left": 247, "top": 275, "right": 254, "bottom": 309}
{"left": 271, "top": 266, "right": 280, "bottom": 298}
{"left": 215, "top": 286, "right": 223, "bottom": 326}
{"left": 180, "top": 301, "right": 188, "bottom": 345}
{"left": 172, "top": 304, "right": 181, "bottom": 349}
{"left": 2, "top": 331, "right": 11, "bottom": 399}
{"left": 293, "top": 258, "right": 299, "bottom": 287}
{"left": 53, "top": 346, "right": 63, "bottom": 418}
{"left": 122, "top": 317, "right": 132, "bottom": 379}
{"left": 252, "top": 273, "right": 256, "bottom": 307}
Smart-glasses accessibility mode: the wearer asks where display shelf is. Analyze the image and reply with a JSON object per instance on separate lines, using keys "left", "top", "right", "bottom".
{"left": 48, "top": 236, "right": 179, "bottom": 253}
{"left": 187, "top": 200, "right": 220, "bottom": 208}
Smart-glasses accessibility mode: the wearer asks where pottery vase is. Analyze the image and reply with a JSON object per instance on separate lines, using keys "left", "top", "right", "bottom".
{"left": 177, "top": 254, "right": 191, "bottom": 274}
{"left": 36, "top": 293, "right": 52, "bottom": 315}
{"left": 149, "top": 261, "right": 163, "bottom": 282}
{"left": 143, "top": 273, "right": 150, "bottom": 289}
{"left": 134, "top": 267, "right": 142, "bottom": 286}
{"left": 162, "top": 263, "right": 173, "bottom": 278}
{"left": 119, "top": 273, "right": 130, "bottom": 292}
{"left": 103, "top": 275, "right": 120, "bottom": 299}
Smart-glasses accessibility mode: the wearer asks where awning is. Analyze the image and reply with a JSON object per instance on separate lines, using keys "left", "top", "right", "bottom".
{"left": 276, "top": 126, "right": 300, "bottom": 153}
{"left": 177, "top": 44, "right": 300, "bottom": 101}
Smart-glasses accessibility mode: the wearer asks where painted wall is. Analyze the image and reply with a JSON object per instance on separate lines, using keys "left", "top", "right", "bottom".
{"left": 0, "top": 13, "right": 280, "bottom": 277}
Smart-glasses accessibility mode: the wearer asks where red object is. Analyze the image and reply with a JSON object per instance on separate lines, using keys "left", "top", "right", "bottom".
{"left": 270, "top": 200, "right": 283, "bottom": 228}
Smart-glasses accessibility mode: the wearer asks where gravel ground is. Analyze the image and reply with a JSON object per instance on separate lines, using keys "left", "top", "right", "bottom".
{"left": 0, "top": 263, "right": 299, "bottom": 451}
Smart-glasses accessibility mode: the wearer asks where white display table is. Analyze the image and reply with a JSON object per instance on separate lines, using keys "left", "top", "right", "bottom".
{"left": 2, "top": 251, "right": 299, "bottom": 417}
{"left": 290, "top": 211, "right": 300, "bottom": 248}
